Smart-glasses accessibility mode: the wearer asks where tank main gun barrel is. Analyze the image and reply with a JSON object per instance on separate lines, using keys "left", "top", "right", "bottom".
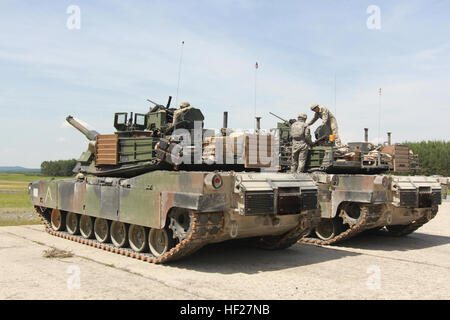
{"left": 66, "top": 115, "right": 100, "bottom": 141}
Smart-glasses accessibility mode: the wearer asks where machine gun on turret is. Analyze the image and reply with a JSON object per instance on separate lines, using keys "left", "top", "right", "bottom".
{"left": 147, "top": 96, "right": 173, "bottom": 112}
{"left": 269, "top": 112, "right": 296, "bottom": 125}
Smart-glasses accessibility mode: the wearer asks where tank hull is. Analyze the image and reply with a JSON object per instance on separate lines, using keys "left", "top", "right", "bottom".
{"left": 29, "top": 170, "right": 319, "bottom": 262}
{"left": 300, "top": 173, "right": 443, "bottom": 244}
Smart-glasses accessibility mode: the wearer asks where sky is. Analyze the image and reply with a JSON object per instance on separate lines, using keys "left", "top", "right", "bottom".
{"left": 0, "top": 0, "right": 449, "bottom": 168}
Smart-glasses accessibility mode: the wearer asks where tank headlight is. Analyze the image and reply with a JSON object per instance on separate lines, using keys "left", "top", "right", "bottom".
{"left": 212, "top": 174, "right": 223, "bottom": 189}
{"left": 204, "top": 172, "right": 224, "bottom": 190}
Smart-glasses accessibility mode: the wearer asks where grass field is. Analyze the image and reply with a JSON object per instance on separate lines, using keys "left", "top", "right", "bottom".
{"left": 0, "top": 173, "right": 70, "bottom": 225}
{"left": 0, "top": 173, "right": 55, "bottom": 210}
{"left": 0, "top": 173, "right": 59, "bottom": 182}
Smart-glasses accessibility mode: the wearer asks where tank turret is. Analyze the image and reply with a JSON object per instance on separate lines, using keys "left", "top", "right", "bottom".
{"left": 70, "top": 97, "right": 272, "bottom": 177}
{"left": 272, "top": 119, "right": 392, "bottom": 174}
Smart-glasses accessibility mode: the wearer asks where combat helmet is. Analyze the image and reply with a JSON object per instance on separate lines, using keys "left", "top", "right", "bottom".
{"left": 180, "top": 101, "right": 190, "bottom": 109}
{"left": 310, "top": 103, "right": 319, "bottom": 111}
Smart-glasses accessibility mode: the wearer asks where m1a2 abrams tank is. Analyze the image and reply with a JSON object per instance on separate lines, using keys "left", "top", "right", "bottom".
{"left": 272, "top": 118, "right": 443, "bottom": 245}
{"left": 28, "top": 99, "right": 320, "bottom": 263}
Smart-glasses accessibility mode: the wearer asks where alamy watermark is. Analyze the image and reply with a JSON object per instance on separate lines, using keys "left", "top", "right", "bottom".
{"left": 366, "top": 265, "right": 381, "bottom": 290}
{"left": 165, "top": 123, "right": 279, "bottom": 168}
{"left": 67, "top": 265, "right": 81, "bottom": 290}
{"left": 366, "top": 5, "right": 381, "bottom": 30}
{"left": 66, "top": 5, "right": 81, "bottom": 30}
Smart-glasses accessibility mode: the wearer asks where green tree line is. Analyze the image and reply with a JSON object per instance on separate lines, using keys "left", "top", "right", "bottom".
{"left": 40, "top": 159, "right": 77, "bottom": 177}
{"left": 403, "top": 140, "right": 449, "bottom": 176}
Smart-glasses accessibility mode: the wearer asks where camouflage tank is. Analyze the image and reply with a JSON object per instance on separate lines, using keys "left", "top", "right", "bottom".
{"left": 271, "top": 116, "right": 444, "bottom": 245}
{"left": 28, "top": 99, "right": 320, "bottom": 263}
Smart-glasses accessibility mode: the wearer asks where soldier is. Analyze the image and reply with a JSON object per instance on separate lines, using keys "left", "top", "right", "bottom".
{"left": 165, "top": 101, "right": 205, "bottom": 135}
{"left": 165, "top": 101, "right": 193, "bottom": 134}
{"left": 307, "top": 104, "right": 342, "bottom": 147}
{"left": 290, "top": 113, "right": 313, "bottom": 173}
{"left": 173, "top": 101, "right": 192, "bottom": 125}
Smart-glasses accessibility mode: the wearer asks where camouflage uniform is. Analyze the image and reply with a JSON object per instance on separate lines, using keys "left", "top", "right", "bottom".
{"left": 290, "top": 115, "right": 313, "bottom": 173}
{"left": 173, "top": 101, "right": 192, "bottom": 125}
{"left": 173, "top": 107, "right": 194, "bottom": 125}
{"left": 308, "top": 105, "right": 342, "bottom": 147}
{"left": 165, "top": 101, "right": 194, "bottom": 134}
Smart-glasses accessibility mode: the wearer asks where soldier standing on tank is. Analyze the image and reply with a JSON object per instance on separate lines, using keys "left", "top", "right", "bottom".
{"left": 165, "top": 101, "right": 193, "bottom": 134}
{"left": 307, "top": 104, "right": 342, "bottom": 147}
{"left": 290, "top": 113, "right": 313, "bottom": 173}
{"left": 172, "top": 101, "right": 192, "bottom": 125}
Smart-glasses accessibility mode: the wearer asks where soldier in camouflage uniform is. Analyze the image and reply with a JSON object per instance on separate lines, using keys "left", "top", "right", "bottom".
{"left": 307, "top": 104, "right": 342, "bottom": 147}
{"left": 290, "top": 113, "right": 313, "bottom": 173}
{"left": 165, "top": 101, "right": 194, "bottom": 134}
{"left": 173, "top": 101, "right": 193, "bottom": 125}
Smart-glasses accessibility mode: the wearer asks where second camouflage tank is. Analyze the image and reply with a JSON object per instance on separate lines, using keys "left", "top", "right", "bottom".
{"left": 272, "top": 119, "right": 444, "bottom": 245}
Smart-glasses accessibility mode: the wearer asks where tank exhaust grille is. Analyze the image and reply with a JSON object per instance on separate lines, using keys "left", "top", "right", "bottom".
{"left": 244, "top": 191, "right": 274, "bottom": 215}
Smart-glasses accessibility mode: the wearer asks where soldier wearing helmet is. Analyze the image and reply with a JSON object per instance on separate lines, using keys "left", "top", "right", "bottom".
{"left": 173, "top": 101, "right": 192, "bottom": 125}
{"left": 307, "top": 104, "right": 342, "bottom": 147}
{"left": 165, "top": 101, "right": 205, "bottom": 135}
{"left": 290, "top": 113, "right": 313, "bottom": 173}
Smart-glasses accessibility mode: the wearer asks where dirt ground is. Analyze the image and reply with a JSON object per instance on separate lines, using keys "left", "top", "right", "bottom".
{"left": 0, "top": 202, "right": 449, "bottom": 300}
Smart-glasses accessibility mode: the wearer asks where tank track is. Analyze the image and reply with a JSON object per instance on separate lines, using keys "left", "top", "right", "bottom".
{"left": 299, "top": 205, "right": 382, "bottom": 245}
{"left": 255, "top": 210, "right": 319, "bottom": 250}
{"left": 385, "top": 206, "right": 438, "bottom": 237}
{"left": 34, "top": 206, "right": 224, "bottom": 264}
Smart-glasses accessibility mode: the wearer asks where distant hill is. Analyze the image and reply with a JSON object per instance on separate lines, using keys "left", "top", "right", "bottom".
{"left": 0, "top": 166, "right": 40, "bottom": 173}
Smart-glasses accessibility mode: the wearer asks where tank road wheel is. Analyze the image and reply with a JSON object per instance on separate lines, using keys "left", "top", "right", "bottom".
{"left": 315, "top": 218, "right": 343, "bottom": 241}
{"left": 128, "top": 225, "right": 148, "bottom": 253}
{"left": 51, "top": 209, "right": 65, "bottom": 231}
{"left": 110, "top": 221, "right": 128, "bottom": 248}
{"left": 94, "top": 218, "right": 111, "bottom": 243}
{"left": 66, "top": 212, "right": 80, "bottom": 235}
{"left": 148, "top": 228, "right": 175, "bottom": 257}
{"left": 80, "top": 215, "right": 95, "bottom": 239}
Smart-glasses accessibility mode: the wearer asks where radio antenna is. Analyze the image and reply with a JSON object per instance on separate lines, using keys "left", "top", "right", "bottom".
{"left": 175, "top": 40, "right": 185, "bottom": 108}
{"left": 378, "top": 88, "right": 382, "bottom": 145}
{"left": 254, "top": 61, "right": 259, "bottom": 130}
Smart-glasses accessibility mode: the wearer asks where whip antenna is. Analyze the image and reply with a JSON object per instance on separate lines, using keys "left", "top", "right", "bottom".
{"left": 254, "top": 61, "right": 259, "bottom": 130}
{"left": 378, "top": 88, "right": 382, "bottom": 145}
{"left": 175, "top": 40, "right": 185, "bottom": 108}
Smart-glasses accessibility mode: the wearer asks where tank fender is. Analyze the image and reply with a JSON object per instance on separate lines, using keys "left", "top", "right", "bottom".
{"left": 159, "top": 191, "right": 228, "bottom": 228}
{"left": 329, "top": 190, "right": 388, "bottom": 219}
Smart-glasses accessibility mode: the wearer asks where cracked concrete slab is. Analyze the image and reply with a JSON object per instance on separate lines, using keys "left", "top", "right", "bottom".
{"left": 0, "top": 203, "right": 449, "bottom": 300}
